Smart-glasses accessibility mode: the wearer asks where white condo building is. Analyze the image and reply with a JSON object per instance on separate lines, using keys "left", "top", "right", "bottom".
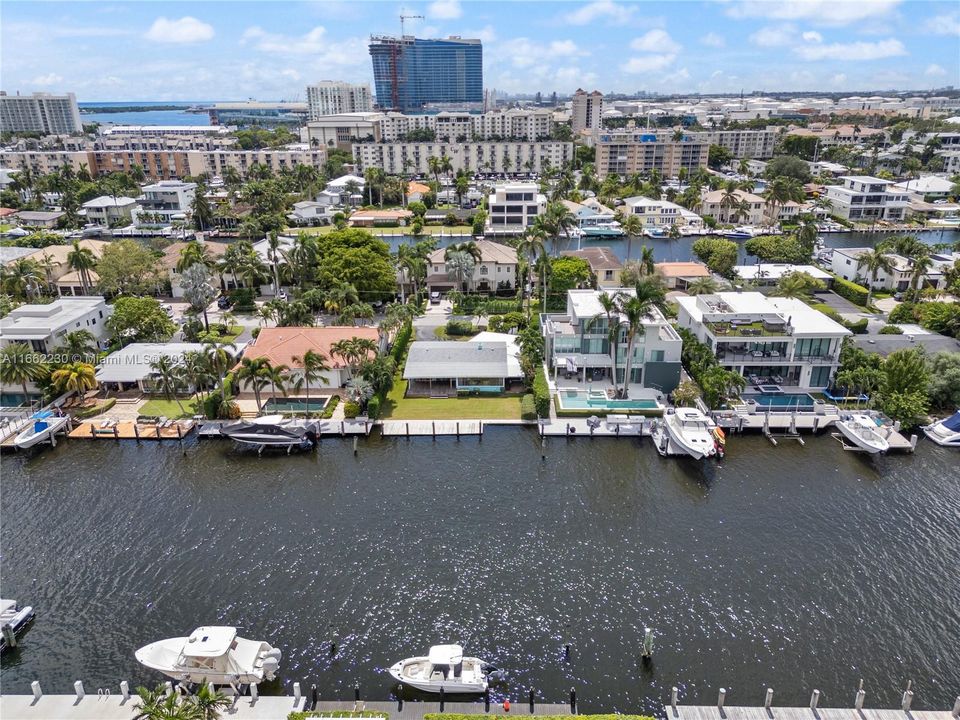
{"left": 353, "top": 141, "right": 573, "bottom": 176}
{"left": 676, "top": 291, "right": 851, "bottom": 390}
{"left": 571, "top": 89, "right": 603, "bottom": 135}
{"left": 823, "top": 176, "right": 910, "bottom": 222}
{"left": 485, "top": 183, "right": 547, "bottom": 234}
{"left": 0, "top": 91, "right": 82, "bottom": 134}
{"left": 307, "top": 81, "right": 373, "bottom": 119}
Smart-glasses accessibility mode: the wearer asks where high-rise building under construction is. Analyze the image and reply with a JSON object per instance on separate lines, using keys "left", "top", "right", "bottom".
{"left": 368, "top": 35, "right": 483, "bottom": 112}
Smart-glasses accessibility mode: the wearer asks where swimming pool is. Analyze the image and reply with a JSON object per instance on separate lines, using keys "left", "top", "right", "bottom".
{"left": 557, "top": 389, "right": 661, "bottom": 412}
{"left": 261, "top": 397, "right": 329, "bottom": 413}
{"left": 748, "top": 393, "right": 817, "bottom": 410}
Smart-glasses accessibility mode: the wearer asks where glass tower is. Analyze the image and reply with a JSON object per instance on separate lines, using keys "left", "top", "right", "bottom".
{"left": 369, "top": 37, "right": 483, "bottom": 112}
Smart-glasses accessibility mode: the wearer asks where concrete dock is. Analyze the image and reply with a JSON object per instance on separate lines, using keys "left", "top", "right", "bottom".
{"left": 539, "top": 417, "right": 650, "bottom": 438}
{"left": 381, "top": 419, "right": 483, "bottom": 436}
{"left": 669, "top": 706, "right": 955, "bottom": 720}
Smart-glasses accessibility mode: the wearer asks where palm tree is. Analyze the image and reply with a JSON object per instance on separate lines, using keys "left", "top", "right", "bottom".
{"left": 0, "top": 343, "right": 46, "bottom": 402}
{"left": 150, "top": 355, "right": 187, "bottom": 415}
{"left": 51, "top": 361, "right": 98, "bottom": 396}
{"left": 719, "top": 184, "right": 741, "bottom": 224}
{"left": 455, "top": 175, "right": 470, "bottom": 208}
{"left": 909, "top": 253, "right": 933, "bottom": 295}
{"left": 638, "top": 245, "right": 656, "bottom": 277}
{"left": 132, "top": 684, "right": 188, "bottom": 720}
{"left": 266, "top": 362, "right": 289, "bottom": 402}
{"left": 620, "top": 213, "right": 643, "bottom": 260}
{"left": 321, "top": 282, "right": 359, "bottom": 316}
{"left": 265, "top": 231, "right": 284, "bottom": 296}
{"left": 292, "top": 349, "right": 330, "bottom": 415}
{"left": 516, "top": 232, "right": 546, "bottom": 316}
{"left": 619, "top": 293, "right": 652, "bottom": 398}
{"left": 544, "top": 201, "right": 577, "bottom": 256}
{"left": 176, "top": 241, "right": 212, "bottom": 274}
{"left": 57, "top": 329, "right": 98, "bottom": 362}
{"left": 858, "top": 248, "right": 894, "bottom": 306}
{"left": 586, "top": 292, "right": 621, "bottom": 398}
{"left": 67, "top": 240, "right": 97, "bottom": 296}
{"left": 686, "top": 276, "right": 719, "bottom": 295}
{"left": 235, "top": 357, "right": 271, "bottom": 411}
{"left": 2, "top": 258, "right": 43, "bottom": 300}
{"left": 427, "top": 156, "right": 443, "bottom": 187}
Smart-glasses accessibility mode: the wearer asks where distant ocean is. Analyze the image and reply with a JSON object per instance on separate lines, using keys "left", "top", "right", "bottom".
{"left": 78, "top": 101, "right": 216, "bottom": 126}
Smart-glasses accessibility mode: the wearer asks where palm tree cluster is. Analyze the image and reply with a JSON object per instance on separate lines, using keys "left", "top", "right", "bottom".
{"left": 148, "top": 343, "right": 239, "bottom": 417}
{"left": 133, "top": 683, "right": 230, "bottom": 720}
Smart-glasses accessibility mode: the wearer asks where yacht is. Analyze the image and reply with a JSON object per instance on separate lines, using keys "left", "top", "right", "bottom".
{"left": 922, "top": 410, "right": 960, "bottom": 447}
{"left": 14, "top": 411, "right": 69, "bottom": 449}
{"left": 0, "top": 599, "right": 35, "bottom": 652}
{"left": 836, "top": 414, "right": 889, "bottom": 454}
{"left": 135, "top": 626, "right": 281, "bottom": 685}
{"left": 388, "top": 644, "right": 496, "bottom": 694}
{"left": 661, "top": 408, "right": 720, "bottom": 460}
{"left": 720, "top": 226, "right": 759, "bottom": 240}
{"left": 220, "top": 415, "right": 317, "bottom": 447}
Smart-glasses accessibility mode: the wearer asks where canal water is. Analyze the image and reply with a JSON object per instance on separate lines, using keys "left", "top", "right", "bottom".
{"left": 1, "top": 431, "right": 958, "bottom": 712}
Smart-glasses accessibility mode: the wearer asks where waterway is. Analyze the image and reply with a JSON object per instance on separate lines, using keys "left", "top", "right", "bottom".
{"left": 1, "top": 431, "right": 958, "bottom": 712}
{"left": 78, "top": 102, "right": 211, "bottom": 127}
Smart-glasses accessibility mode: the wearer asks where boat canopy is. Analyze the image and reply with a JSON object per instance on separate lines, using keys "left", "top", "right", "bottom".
{"left": 250, "top": 415, "right": 288, "bottom": 425}
{"left": 31, "top": 410, "right": 53, "bottom": 419}
{"left": 428, "top": 644, "right": 464, "bottom": 666}
{"left": 183, "top": 626, "right": 237, "bottom": 658}
{"left": 942, "top": 411, "right": 960, "bottom": 432}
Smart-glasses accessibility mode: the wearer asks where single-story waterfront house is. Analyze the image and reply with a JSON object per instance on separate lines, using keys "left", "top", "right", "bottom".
{"left": 403, "top": 341, "right": 510, "bottom": 396}
{"left": 654, "top": 261, "right": 711, "bottom": 290}
{"left": 95, "top": 342, "right": 234, "bottom": 394}
{"left": 733, "top": 263, "right": 832, "bottom": 286}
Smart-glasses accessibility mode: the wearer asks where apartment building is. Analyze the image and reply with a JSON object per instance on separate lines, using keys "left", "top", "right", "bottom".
{"left": 352, "top": 141, "right": 572, "bottom": 176}
{"left": 675, "top": 291, "right": 851, "bottom": 390}
{"left": 541, "top": 288, "right": 683, "bottom": 392}
{"left": 302, "top": 112, "right": 383, "bottom": 149}
{"left": 425, "top": 239, "right": 518, "bottom": 293}
{"left": 185, "top": 148, "right": 327, "bottom": 179}
{"left": 595, "top": 131, "right": 709, "bottom": 178}
{"left": 82, "top": 195, "right": 138, "bottom": 225}
{"left": 823, "top": 175, "right": 910, "bottom": 222}
{"left": 699, "top": 188, "right": 767, "bottom": 225}
{"left": 0, "top": 91, "right": 83, "bottom": 134}
{"left": 134, "top": 180, "right": 197, "bottom": 224}
{"left": 571, "top": 89, "right": 603, "bottom": 135}
{"left": 701, "top": 128, "right": 778, "bottom": 159}
{"left": 623, "top": 196, "right": 703, "bottom": 229}
{"left": 100, "top": 125, "right": 231, "bottom": 138}
{"left": 1, "top": 150, "right": 92, "bottom": 176}
{"left": 207, "top": 101, "right": 308, "bottom": 127}
{"left": 485, "top": 183, "right": 547, "bottom": 235}
{"left": 307, "top": 81, "right": 373, "bottom": 119}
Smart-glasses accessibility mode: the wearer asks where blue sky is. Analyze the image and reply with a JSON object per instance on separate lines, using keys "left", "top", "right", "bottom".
{"left": 2, "top": 1, "right": 958, "bottom": 101}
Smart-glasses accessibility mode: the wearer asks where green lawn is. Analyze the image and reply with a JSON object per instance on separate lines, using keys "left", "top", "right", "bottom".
{"left": 139, "top": 395, "right": 202, "bottom": 419}
{"left": 433, "top": 326, "right": 476, "bottom": 341}
{"left": 201, "top": 324, "right": 244, "bottom": 343}
{"left": 381, "top": 379, "right": 521, "bottom": 420}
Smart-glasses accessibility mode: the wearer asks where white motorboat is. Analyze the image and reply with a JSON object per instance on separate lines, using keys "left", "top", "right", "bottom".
{"left": 836, "top": 414, "right": 889, "bottom": 454}
{"left": 662, "top": 408, "right": 719, "bottom": 460}
{"left": 922, "top": 410, "right": 960, "bottom": 447}
{"left": 135, "top": 626, "right": 281, "bottom": 685}
{"left": 388, "top": 644, "right": 496, "bottom": 694}
{"left": 0, "top": 598, "right": 35, "bottom": 652}
{"left": 14, "top": 411, "right": 69, "bottom": 449}
{"left": 220, "top": 415, "right": 317, "bottom": 447}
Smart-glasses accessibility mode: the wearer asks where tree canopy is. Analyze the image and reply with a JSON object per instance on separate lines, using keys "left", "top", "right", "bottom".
{"left": 106, "top": 296, "right": 176, "bottom": 344}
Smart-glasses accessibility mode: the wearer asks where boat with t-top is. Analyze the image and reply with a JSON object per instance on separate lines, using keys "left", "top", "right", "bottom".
{"left": 388, "top": 644, "right": 497, "bottom": 693}
{"left": 657, "top": 407, "right": 724, "bottom": 459}
{"left": 835, "top": 413, "right": 889, "bottom": 454}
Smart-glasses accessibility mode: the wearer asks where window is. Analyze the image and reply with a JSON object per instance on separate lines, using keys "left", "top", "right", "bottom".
{"left": 480, "top": 266, "right": 488, "bottom": 275}
{"left": 650, "top": 350, "right": 665, "bottom": 362}
{"left": 810, "top": 366, "right": 831, "bottom": 387}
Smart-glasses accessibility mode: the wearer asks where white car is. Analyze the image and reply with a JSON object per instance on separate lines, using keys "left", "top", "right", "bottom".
{"left": 430, "top": 292, "right": 441, "bottom": 304}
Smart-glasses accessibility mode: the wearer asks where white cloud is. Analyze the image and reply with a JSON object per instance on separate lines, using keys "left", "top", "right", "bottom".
{"left": 630, "top": 29, "right": 680, "bottom": 54}
{"left": 726, "top": 0, "right": 901, "bottom": 26}
{"left": 700, "top": 32, "right": 726, "bottom": 48}
{"left": 144, "top": 16, "right": 214, "bottom": 43}
{"left": 464, "top": 25, "right": 496, "bottom": 43}
{"left": 802, "top": 31, "right": 823, "bottom": 43}
{"left": 242, "top": 26, "right": 327, "bottom": 54}
{"left": 924, "top": 12, "right": 960, "bottom": 36}
{"left": 620, "top": 54, "right": 677, "bottom": 73}
{"left": 550, "top": 40, "right": 582, "bottom": 56}
{"left": 498, "top": 37, "right": 586, "bottom": 68}
{"left": 794, "top": 38, "right": 906, "bottom": 61}
{"left": 830, "top": 73, "right": 848, "bottom": 86}
{"left": 924, "top": 63, "right": 947, "bottom": 77}
{"left": 428, "top": 0, "right": 462, "bottom": 21}
{"left": 749, "top": 25, "right": 796, "bottom": 47}
{"left": 32, "top": 73, "right": 64, "bottom": 86}
{"left": 562, "top": 0, "right": 635, "bottom": 25}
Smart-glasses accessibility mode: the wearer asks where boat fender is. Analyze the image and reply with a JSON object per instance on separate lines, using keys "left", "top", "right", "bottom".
{"left": 261, "top": 656, "right": 280, "bottom": 679}
{"left": 503, "top": 699, "right": 511, "bottom": 712}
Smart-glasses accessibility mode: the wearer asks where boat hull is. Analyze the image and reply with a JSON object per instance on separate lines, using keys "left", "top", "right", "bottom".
{"left": 388, "top": 657, "right": 489, "bottom": 694}
{"left": 135, "top": 635, "right": 280, "bottom": 684}
{"left": 836, "top": 421, "right": 888, "bottom": 454}
{"left": 14, "top": 416, "right": 69, "bottom": 449}
{"left": 663, "top": 414, "right": 716, "bottom": 460}
{"left": 921, "top": 425, "right": 960, "bottom": 447}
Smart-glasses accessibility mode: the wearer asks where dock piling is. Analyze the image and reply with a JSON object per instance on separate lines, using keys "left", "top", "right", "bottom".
{"left": 909, "top": 434, "right": 918, "bottom": 452}
{"left": 398, "top": 696, "right": 403, "bottom": 712}
{"left": 765, "top": 688, "right": 774, "bottom": 710}
{"left": 529, "top": 688, "right": 535, "bottom": 713}
{"left": 718, "top": 688, "right": 727, "bottom": 710}
{"left": 74, "top": 681, "right": 85, "bottom": 701}
{"left": 310, "top": 684, "right": 317, "bottom": 710}
{"left": 564, "top": 643, "right": 571, "bottom": 661}
{"left": 120, "top": 681, "right": 129, "bottom": 701}
{"left": 31, "top": 681, "right": 41, "bottom": 701}
{"left": 810, "top": 689, "right": 820, "bottom": 710}
{"left": 439, "top": 686, "right": 445, "bottom": 712}
{"left": 952, "top": 696, "right": 960, "bottom": 717}
{"left": 164, "top": 681, "right": 173, "bottom": 697}
{"left": 642, "top": 627, "right": 654, "bottom": 658}
{"left": 250, "top": 683, "right": 258, "bottom": 701}
{"left": 293, "top": 682, "right": 301, "bottom": 706}
{"left": 671, "top": 687, "right": 678, "bottom": 711}
{"left": 570, "top": 687, "right": 577, "bottom": 714}
{"left": 485, "top": 687, "right": 491, "bottom": 712}
{"left": 354, "top": 683, "right": 360, "bottom": 702}
{"left": 901, "top": 681, "right": 913, "bottom": 712}
{"left": 855, "top": 680, "right": 866, "bottom": 710}
{"left": 353, "top": 436, "right": 358, "bottom": 455}
{"left": 2, "top": 623, "right": 16, "bottom": 648}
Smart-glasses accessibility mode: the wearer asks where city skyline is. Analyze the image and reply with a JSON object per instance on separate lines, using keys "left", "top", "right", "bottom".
{"left": 0, "top": 0, "right": 957, "bottom": 102}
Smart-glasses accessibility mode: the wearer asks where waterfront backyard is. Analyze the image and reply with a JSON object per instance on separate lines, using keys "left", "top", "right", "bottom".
{"left": 381, "top": 379, "right": 523, "bottom": 419}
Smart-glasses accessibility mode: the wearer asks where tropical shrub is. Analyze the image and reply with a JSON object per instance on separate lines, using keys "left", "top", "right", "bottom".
{"left": 692, "top": 237, "right": 738, "bottom": 278}
{"left": 321, "top": 395, "right": 340, "bottom": 419}
{"left": 343, "top": 401, "right": 360, "bottom": 419}
{"left": 391, "top": 321, "right": 413, "bottom": 364}
{"left": 888, "top": 302, "right": 916, "bottom": 324}
{"left": 520, "top": 393, "right": 537, "bottom": 420}
{"left": 230, "top": 287, "right": 257, "bottom": 311}
{"left": 926, "top": 352, "right": 960, "bottom": 409}
{"left": 844, "top": 318, "right": 868, "bottom": 334}
{"left": 879, "top": 324, "right": 903, "bottom": 334}
{"left": 445, "top": 319, "right": 476, "bottom": 336}
{"left": 366, "top": 396, "right": 381, "bottom": 419}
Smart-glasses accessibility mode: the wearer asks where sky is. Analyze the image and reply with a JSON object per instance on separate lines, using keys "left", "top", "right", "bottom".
{"left": 1, "top": 0, "right": 958, "bottom": 102}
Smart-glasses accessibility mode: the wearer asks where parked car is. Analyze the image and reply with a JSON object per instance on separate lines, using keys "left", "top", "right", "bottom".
{"left": 217, "top": 295, "right": 233, "bottom": 310}
{"left": 430, "top": 291, "right": 442, "bottom": 305}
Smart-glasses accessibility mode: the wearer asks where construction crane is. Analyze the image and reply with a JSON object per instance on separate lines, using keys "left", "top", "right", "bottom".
{"left": 400, "top": 10, "right": 424, "bottom": 36}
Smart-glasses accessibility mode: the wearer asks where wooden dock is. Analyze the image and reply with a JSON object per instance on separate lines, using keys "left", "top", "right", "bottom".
{"left": 68, "top": 420, "right": 195, "bottom": 441}
{"left": 381, "top": 420, "right": 483, "bottom": 436}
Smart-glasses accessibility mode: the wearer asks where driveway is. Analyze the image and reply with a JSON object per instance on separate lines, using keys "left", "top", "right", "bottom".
{"left": 414, "top": 299, "right": 453, "bottom": 339}
{"left": 812, "top": 290, "right": 864, "bottom": 316}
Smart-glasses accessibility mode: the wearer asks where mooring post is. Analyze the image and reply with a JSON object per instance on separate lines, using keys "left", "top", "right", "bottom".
{"left": 134, "top": 423, "right": 140, "bottom": 442}
{"left": 810, "top": 689, "right": 820, "bottom": 710}
{"left": 354, "top": 682, "right": 360, "bottom": 702}
{"left": 120, "top": 681, "right": 129, "bottom": 701}
{"left": 642, "top": 627, "right": 654, "bottom": 658}
{"left": 250, "top": 683, "right": 258, "bottom": 701}
{"left": 570, "top": 687, "right": 577, "bottom": 714}
{"left": 31, "top": 681, "right": 41, "bottom": 700}
{"left": 901, "top": 681, "right": 913, "bottom": 711}
{"left": 718, "top": 688, "right": 726, "bottom": 710}
{"left": 353, "top": 436, "right": 358, "bottom": 455}
{"left": 311, "top": 684, "right": 318, "bottom": 710}
{"left": 398, "top": 696, "right": 404, "bottom": 712}
{"left": 340, "top": 421, "right": 345, "bottom": 436}
{"left": 165, "top": 681, "right": 174, "bottom": 697}
{"left": 456, "top": 421, "right": 460, "bottom": 438}
{"left": 485, "top": 687, "right": 491, "bottom": 712}
{"left": 406, "top": 422, "right": 409, "bottom": 438}
{"left": 74, "top": 681, "right": 85, "bottom": 700}
{"left": 293, "top": 682, "right": 302, "bottom": 706}
{"left": 439, "top": 686, "right": 445, "bottom": 712}
{"left": 855, "top": 680, "right": 866, "bottom": 710}
{"left": 564, "top": 643, "right": 571, "bottom": 661}
{"left": 529, "top": 688, "right": 535, "bottom": 713}
{"left": 432, "top": 421, "right": 436, "bottom": 438}
{"left": 330, "top": 626, "right": 338, "bottom": 656}
{"left": 2, "top": 623, "right": 16, "bottom": 648}
{"left": 765, "top": 687, "right": 774, "bottom": 709}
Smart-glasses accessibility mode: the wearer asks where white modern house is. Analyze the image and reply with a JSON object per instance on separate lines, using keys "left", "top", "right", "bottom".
{"left": 675, "top": 291, "right": 851, "bottom": 390}
{"left": 134, "top": 180, "right": 197, "bottom": 225}
{"left": 623, "top": 196, "right": 704, "bottom": 230}
{"left": 82, "top": 195, "right": 138, "bottom": 226}
{"left": 540, "top": 288, "right": 683, "bottom": 392}
{"left": 425, "top": 240, "right": 519, "bottom": 294}
{"left": 485, "top": 182, "right": 546, "bottom": 235}
{"left": 560, "top": 199, "right": 621, "bottom": 238}
{"left": 324, "top": 174, "right": 365, "bottom": 206}
{"left": 700, "top": 189, "right": 767, "bottom": 225}
{"left": 830, "top": 247, "right": 915, "bottom": 291}
{"left": 823, "top": 175, "right": 910, "bottom": 222}
{"left": 734, "top": 263, "right": 832, "bottom": 286}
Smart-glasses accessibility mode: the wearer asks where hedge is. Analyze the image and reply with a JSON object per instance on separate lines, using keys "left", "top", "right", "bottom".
{"left": 445, "top": 319, "right": 476, "bottom": 336}
{"left": 879, "top": 324, "right": 903, "bottom": 334}
{"left": 320, "top": 395, "right": 340, "bottom": 419}
{"left": 520, "top": 393, "right": 537, "bottom": 420}
{"left": 831, "top": 275, "right": 870, "bottom": 307}
{"left": 230, "top": 287, "right": 256, "bottom": 311}
{"left": 845, "top": 318, "right": 868, "bottom": 334}
{"left": 366, "top": 396, "right": 381, "bottom": 419}
{"left": 532, "top": 366, "right": 550, "bottom": 417}
{"left": 391, "top": 320, "right": 413, "bottom": 364}
{"left": 73, "top": 398, "right": 116, "bottom": 419}
{"left": 343, "top": 401, "right": 360, "bottom": 419}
